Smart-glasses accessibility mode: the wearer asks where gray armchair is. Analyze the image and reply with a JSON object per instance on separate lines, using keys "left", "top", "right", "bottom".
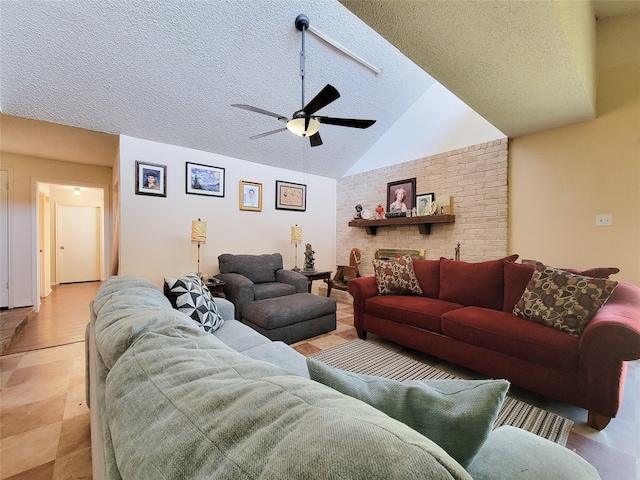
{"left": 215, "top": 253, "right": 308, "bottom": 320}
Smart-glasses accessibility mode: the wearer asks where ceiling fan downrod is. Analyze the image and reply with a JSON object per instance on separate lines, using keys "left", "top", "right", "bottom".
{"left": 295, "top": 14, "right": 310, "bottom": 111}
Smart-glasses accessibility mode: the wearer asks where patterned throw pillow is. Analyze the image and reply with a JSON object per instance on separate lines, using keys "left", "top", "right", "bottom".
{"left": 513, "top": 263, "right": 618, "bottom": 337}
{"left": 372, "top": 254, "right": 423, "bottom": 295}
{"left": 164, "top": 273, "right": 224, "bottom": 332}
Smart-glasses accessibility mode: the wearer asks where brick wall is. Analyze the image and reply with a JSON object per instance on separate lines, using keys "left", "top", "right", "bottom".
{"left": 335, "top": 138, "right": 509, "bottom": 279}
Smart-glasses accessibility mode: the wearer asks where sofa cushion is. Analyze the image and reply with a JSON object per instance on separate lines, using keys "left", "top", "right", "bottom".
{"left": 93, "top": 277, "right": 211, "bottom": 369}
{"left": 442, "top": 307, "right": 580, "bottom": 371}
{"left": 502, "top": 262, "right": 536, "bottom": 312}
{"left": 373, "top": 254, "right": 423, "bottom": 295}
{"left": 365, "top": 295, "right": 462, "bottom": 333}
{"left": 253, "top": 281, "right": 297, "bottom": 301}
{"left": 164, "top": 274, "right": 224, "bottom": 332}
{"left": 307, "top": 357, "right": 509, "bottom": 468}
{"left": 413, "top": 258, "right": 440, "bottom": 298}
{"left": 439, "top": 255, "right": 519, "bottom": 310}
{"left": 218, "top": 253, "right": 283, "bottom": 284}
{"left": 513, "top": 263, "right": 618, "bottom": 337}
{"left": 106, "top": 330, "right": 471, "bottom": 480}
{"left": 560, "top": 267, "right": 620, "bottom": 278}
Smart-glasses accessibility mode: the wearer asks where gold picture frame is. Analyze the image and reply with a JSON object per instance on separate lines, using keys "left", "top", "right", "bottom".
{"left": 239, "top": 180, "right": 262, "bottom": 211}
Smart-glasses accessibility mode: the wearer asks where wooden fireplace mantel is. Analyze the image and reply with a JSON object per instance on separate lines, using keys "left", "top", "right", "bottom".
{"left": 348, "top": 215, "right": 455, "bottom": 235}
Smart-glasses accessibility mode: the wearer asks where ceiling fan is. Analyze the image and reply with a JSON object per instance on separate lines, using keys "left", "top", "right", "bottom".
{"left": 231, "top": 14, "right": 376, "bottom": 147}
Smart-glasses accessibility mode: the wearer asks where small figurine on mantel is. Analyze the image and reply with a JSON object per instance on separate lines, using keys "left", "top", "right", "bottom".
{"left": 375, "top": 203, "right": 385, "bottom": 219}
{"left": 304, "top": 243, "right": 316, "bottom": 271}
{"left": 454, "top": 242, "right": 461, "bottom": 261}
{"left": 354, "top": 204, "right": 363, "bottom": 219}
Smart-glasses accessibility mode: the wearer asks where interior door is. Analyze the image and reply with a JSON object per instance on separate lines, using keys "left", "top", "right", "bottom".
{"left": 0, "top": 170, "right": 9, "bottom": 307}
{"left": 56, "top": 204, "right": 100, "bottom": 283}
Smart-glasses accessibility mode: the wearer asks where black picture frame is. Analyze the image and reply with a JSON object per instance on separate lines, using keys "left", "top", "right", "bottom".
{"left": 186, "top": 162, "right": 225, "bottom": 197}
{"left": 275, "top": 180, "right": 306, "bottom": 211}
{"left": 135, "top": 161, "right": 167, "bottom": 197}
{"left": 386, "top": 178, "right": 416, "bottom": 214}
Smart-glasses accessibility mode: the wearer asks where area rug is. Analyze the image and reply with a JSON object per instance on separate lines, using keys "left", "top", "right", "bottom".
{"left": 309, "top": 339, "right": 573, "bottom": 446}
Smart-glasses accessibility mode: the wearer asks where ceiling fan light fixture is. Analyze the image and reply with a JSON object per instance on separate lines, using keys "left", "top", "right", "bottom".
{"left": 286, "top": 117, "right": 320, "bottom": 137}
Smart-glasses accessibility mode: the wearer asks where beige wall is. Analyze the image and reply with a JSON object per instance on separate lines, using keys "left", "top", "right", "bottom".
{"left": 509, "top": 14, "right": 640, "bottom": 285}
{"left": 337, "top": 138, "right": 509, "bottom": 277}
{"left": 0, "top": 153, "right": 112, "bottom": 307}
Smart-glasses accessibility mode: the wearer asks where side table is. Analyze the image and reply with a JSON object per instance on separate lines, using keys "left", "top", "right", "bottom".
{"left": 297, "top": 270, "right": 333, "bottom": 297}
{"left": 205, "top": 280, "right": 226, "bottom": 298}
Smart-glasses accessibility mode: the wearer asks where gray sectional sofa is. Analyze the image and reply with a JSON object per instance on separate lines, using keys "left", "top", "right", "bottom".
{"left": 86, "top": 276, "right": 600, "bottom": 479}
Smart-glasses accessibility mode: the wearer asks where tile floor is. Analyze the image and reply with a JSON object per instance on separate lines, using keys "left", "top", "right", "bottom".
{"left": 1, "top": 292, "right": 638, "bottom": 479}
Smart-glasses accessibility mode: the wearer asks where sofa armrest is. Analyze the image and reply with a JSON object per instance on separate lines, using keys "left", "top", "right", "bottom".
{"left": 348, "top": 276, "right": 378, "bottom": 338}
{"left": 467, "top": 426, "right": 600, "bottom": 480}
{"left": 579, "top": 281, "right": 640, "bottom": 419}
{"left": 276, "top": 269, "right": 308, "bottom": 293}
{"left": 215, "top": 273, "right": 254, "bottom": 320}
{"left": 212, "top": 297, "right": 235, "bottom": 322}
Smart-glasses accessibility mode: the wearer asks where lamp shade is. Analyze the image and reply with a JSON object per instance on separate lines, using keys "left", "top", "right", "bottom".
{"left": 290, "top": 225, "right": 302, "bottom": 244}
{"left": 191, "top": 219, "right": 207, "bottom": 244}
{"left": 286, "top": 117, "right": 320, "bottom": 137}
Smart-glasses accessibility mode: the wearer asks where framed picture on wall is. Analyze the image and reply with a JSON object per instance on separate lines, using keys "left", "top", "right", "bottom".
{"left": 239, "top": 180, "right": 262, "bottom": 211}
{"left": 186, "top": 162, "right": 225, "bottom": 197}
{"left": 386, "top": 178, "right": 416, "bottom": 214}
{"left": 135, "top": 161, "right": 167, "bottom": 197}
{"left": 416, "top": 192, "right": 435, "bottom": 216}
{"left": 275, "top": 180, "right": 306, "bottom": 211}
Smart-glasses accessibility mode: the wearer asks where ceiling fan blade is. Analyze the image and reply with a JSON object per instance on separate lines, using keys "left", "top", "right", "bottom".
{"left": 303, "top": 84, "right": 340, "bottom": 115}
{"left": 249, "top": 128, "right": 288, "bottom": 140}
{"left": 315, "top": 116, "right": 376, "bottom": 129}
{"left": 309, "top": 132, "right": 323, "bottom": 147}
{"left": 231, "top": 104, "right": 289, "bottom": 123}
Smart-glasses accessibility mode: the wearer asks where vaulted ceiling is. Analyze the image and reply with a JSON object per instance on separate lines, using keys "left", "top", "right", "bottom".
{"left": 1, "top": 1, "right": 637, "bottom": 178}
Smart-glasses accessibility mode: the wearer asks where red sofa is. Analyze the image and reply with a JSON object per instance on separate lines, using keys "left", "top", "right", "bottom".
{"left": 348, "top": 256, "right": 640, "bottom": 430}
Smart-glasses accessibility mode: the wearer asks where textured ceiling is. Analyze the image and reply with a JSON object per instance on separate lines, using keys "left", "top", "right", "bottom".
{"left": 0, "top": 0, "right": 433, "bottom": 178}
{"left": 1, "top": 1, "right": 637, "bottom": 178}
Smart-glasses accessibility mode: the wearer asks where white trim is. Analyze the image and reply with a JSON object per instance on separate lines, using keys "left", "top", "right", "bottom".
{"left": 1, "top": 168, "right": 13, "bottom": 308}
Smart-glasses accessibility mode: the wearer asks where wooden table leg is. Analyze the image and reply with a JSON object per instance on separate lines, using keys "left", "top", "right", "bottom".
{"left": 324, "top": 278, "right": 333, "bottom": 297}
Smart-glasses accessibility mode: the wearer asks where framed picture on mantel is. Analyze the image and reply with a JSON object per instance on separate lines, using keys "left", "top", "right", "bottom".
{"left": 416, "top": 192, "right": 435, "bottom": 216}
{"left": 387, "top": 178, "right": 416, "bottom": 214}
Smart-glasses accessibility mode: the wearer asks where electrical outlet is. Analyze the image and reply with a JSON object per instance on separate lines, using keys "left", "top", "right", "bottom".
{"left": 595, "top": 214, "right": 613, "bottom": 226}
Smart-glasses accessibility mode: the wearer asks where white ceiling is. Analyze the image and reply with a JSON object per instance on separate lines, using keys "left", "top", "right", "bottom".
{"left": 1, "top": 1, "right": 637, "bottom": 179}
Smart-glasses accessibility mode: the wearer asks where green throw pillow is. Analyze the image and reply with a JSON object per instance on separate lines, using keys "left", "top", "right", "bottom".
{"left": 307, "top": 357, "right": 509, "bottom": 468}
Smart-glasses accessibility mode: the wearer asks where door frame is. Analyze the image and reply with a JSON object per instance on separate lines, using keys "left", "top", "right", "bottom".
{"left": 32, "top": 179, "right": 111, "bottom": 311}
{"left": 1, "top": 168, "right": 13, "bottom": 308}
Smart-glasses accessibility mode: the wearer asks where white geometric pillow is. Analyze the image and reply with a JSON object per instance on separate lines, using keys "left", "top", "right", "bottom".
{"left": 164, "top": 274, "right": 224, "bottom": 332}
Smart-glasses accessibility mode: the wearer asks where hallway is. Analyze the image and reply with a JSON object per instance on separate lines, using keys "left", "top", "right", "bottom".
{"left": 3, "top": 282, "right": 101, "bottom": 356}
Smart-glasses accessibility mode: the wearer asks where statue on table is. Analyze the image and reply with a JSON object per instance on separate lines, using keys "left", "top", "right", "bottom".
{"left": 304, "top": 243, "right": 315, "bottom": 271}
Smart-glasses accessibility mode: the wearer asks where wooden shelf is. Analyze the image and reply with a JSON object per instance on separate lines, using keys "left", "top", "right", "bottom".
{"left": 348, "top": 215, "right": 455, "bottom": 235}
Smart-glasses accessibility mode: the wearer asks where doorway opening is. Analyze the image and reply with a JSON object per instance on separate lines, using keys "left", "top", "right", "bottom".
{"left": 37, "top": 183, "right": 106, "bottom": 302}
